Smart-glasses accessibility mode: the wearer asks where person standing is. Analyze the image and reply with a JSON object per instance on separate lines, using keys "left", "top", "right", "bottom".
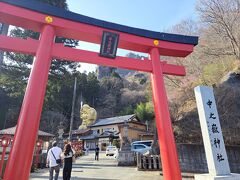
{"left": 46, "top": 141, "right": 62, "bottom": 180}
{"left": 85, "top": 145, "right": 89, "bottom": 155}
{"left": 61, "top": 143, "right": 75, "bottom": 180}
{"left": 95, "top": 145, "right": 100, "bottom": 161}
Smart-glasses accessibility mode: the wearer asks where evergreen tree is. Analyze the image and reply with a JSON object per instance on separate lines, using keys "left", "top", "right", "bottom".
{"left": 0, "top": 0, "right": 79, "bottom": 130}
{"left": 134, "top": 102, "right": 154, "bottom": 122}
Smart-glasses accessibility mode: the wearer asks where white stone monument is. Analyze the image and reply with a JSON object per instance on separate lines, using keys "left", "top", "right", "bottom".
{"left": 194, "top": 86, "right": 240, "bottom": 180}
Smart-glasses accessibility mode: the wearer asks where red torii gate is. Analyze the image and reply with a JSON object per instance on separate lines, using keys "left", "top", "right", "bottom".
{"left": 0, "top": 0, "right": 198, "bottom": 179}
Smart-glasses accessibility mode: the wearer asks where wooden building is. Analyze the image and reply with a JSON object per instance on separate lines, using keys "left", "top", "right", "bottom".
{"left": 80, "top": 114, "right": 153, "bottom": 150}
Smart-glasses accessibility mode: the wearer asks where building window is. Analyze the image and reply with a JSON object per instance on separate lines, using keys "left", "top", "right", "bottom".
{"left": 97, "top": 129, "right": 100, "bottom": 134}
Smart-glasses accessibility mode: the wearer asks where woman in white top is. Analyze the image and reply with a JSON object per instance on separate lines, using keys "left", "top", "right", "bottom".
{"left": 61, "top": 143, "right": 75, "bottom": 180}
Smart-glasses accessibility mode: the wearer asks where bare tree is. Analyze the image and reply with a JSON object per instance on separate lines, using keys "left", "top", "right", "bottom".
{"left": 164, "top": 19, "right": 205, "bottom": 91}
{"left": 167, "top": 18, "right": 200, "bottom": 36}
{"left": 197, "top": 0, "right": 240, "bottom": 60}
{"left": 40, "top": 111, "right": 69, "bottom": 135}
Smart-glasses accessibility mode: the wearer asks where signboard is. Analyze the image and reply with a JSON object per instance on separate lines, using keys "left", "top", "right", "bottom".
{"left": 194, "top": 86, "right": 230, "bottom": 176}
{"left": 100, "top": 31, "right": 119, "bottom": 59}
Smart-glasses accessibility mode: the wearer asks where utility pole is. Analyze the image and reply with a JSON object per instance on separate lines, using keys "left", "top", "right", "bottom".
{"left": 69, "top": 77, "right": 77, "bottom": 141}
{"left": 80, "top": 91, "right": 83, "bottom": 109}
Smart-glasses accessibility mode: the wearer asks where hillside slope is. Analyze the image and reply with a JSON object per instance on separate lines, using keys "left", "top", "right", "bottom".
{"left": 173, "top": 70, "right": 240, "bottom": 145}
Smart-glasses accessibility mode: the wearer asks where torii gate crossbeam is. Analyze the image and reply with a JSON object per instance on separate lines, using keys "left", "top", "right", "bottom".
{"left": 0, "top": 0, "right": 198, "bottom": 180}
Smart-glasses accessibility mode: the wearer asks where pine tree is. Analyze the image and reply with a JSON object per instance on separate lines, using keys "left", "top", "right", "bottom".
{"left": 0, "top": 0, "right": 80, "bottom": 129}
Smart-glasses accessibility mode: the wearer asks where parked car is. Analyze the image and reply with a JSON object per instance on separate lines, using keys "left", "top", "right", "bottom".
{"left": 131, "top": 140, "right": 153, "bottom": 147}
{"left": 41, "top": 149, "right": 48, "bottom": 154}
{"left": 106, "top": 146, "right": 118, "bottom": 156}
{"left": 131, "top": 143, "right": 151, "bottom": 154}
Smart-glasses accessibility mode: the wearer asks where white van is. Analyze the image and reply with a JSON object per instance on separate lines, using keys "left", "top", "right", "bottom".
{"left": 106, "top": 146, "right": 118, "bottom": 156}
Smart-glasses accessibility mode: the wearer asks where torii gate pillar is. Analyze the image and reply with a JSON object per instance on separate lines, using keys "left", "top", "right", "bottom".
{"left": 150, "top": 48, "right": 181, "bottom": 180}
{"left": 4, "top": 25, "right": 55, "bottom": 180}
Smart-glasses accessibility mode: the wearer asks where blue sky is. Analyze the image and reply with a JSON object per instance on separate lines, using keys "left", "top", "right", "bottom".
{"left": 66, "top": 0, "right": 197, "bottom": 73}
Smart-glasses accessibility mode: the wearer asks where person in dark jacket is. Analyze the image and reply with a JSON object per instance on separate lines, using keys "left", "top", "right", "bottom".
{"left": 95, "top": 145, "right": 100, "bottom": 161}
{"left": 61, "top": 143, "right": 75, "bottom": 180}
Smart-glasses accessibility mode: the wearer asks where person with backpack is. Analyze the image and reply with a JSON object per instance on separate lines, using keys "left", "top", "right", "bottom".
{"left": 46, "top": 141, "right": 62, "bottom": 180}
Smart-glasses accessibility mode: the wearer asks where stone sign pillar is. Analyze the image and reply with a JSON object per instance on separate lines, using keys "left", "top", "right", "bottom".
{"left": 57, "top": 122, "right": 64, "bottom": 149}
{"left": 121, "top": 120, "right": 131, "bottom": 151}
{"left": 194, "top": 86, "right": 240, "bottom": 180}
{"left": 117, "top": 120, "right": 135, "bottom": 166}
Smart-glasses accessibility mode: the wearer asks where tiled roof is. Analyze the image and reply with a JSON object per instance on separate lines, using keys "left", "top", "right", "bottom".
{"left": 0, "top": 126, "right": 54, "bottom": 137}
{"left": 80, "top": 134, "right": 98, "bottom": 140}
{"left": 72, "top": 129, "right": 90, "bottom": 135}
{"left": 63, "top": 129, "right": 91, "bottom": 136}
{"left": 90, "top": 114, "right": 136, "bottom": 127}
{"left": 139, "top": 132, "right": 154, "bottom": 136}
{"left": 98, "top": 131, "right": 119, "bottom": 138}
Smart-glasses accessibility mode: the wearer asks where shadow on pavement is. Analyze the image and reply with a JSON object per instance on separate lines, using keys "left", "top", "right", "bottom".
{"left": 31, "top": 175, "right": 117, "bottom": 180}
{"left": 159, "top": 172, "right": 194, "bottom": 179}
{"left": 71, "top": 177, "right": 117, "bottom": 180}
{"left": 74, "top": 163, "right": 118, "bottom": 168}
{"left": 72, "top": 170, "right": 84, "bottom": 173}
{"left": 72, "top": 166, "right": 100, "bottom": 169}
{"left": 30, "top": 176, "right": 49, "bottom": 179}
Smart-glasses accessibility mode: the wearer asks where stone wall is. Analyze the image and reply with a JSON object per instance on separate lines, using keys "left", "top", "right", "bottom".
{"left": 177, "top": 144, "right": 240, "bottom": 173}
